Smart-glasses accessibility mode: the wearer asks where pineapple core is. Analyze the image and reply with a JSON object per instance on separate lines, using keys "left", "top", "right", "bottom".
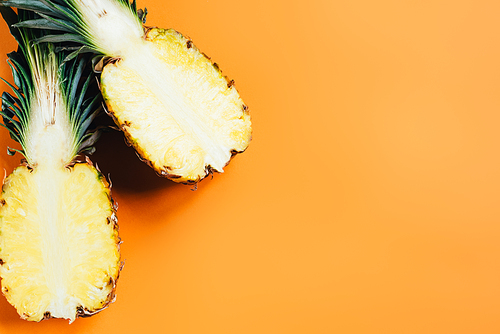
{"left": 0, "top": 164, "right": 120, "bottom": 322}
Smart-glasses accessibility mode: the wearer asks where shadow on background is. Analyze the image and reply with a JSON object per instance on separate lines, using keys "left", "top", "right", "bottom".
{"left": 0, "top": 293, "right": 22, "bottom": 324}
{"left": 90, "top": 114, "right": 178, "bottom": 194}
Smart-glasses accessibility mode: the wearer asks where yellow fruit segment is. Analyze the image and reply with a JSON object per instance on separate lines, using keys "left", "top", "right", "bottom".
{"left": 0, "top": 163, "right": 120, "bottom": 322}
{"left": 101, "top": 28, "right": 252, "bottom": 183}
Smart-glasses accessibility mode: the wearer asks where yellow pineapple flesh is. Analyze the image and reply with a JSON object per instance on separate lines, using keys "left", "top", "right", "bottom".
{"left": 101, "top": 28, "right": 252, "bottom": 183}
{"left": 0, "top": 162, "right": 120, "bottom": 322}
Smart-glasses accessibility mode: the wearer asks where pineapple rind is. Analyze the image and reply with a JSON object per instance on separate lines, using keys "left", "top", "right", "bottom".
{"left": 100, "top": 28, "right": 252, "bottom": 183}
{"left": 0, "top": 162, "right": 120, "bottom": 322}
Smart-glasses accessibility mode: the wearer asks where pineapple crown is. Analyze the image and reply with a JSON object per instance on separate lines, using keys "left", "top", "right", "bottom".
{"left": 0, "top": 7, "right": 102, "bottom": 163}
{"left": 0, "top": 0, "right": 147, "bottom": 59}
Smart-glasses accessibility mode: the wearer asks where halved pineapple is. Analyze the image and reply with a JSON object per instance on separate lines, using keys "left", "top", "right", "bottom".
{"left": 0, "top": 162, "right": 120, "bottom": 322}
{"left": 3, "top": 0, "right": 252, "bottom": 183}
{"left": 0, "top": 9, "right": 121, "bottom": 322}
{"left": 101, "top": 28, "right": 251, "bottom": 183}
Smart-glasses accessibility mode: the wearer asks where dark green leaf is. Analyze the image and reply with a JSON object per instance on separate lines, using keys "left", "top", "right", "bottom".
{"left": 33, "top": 33, "right": 87, "bottom": 44}
{"left": 14, "top": 17, "right": 72, "bottom": 32}
{"left": 0, "top": 6, "right": 20, "bottom": 42}
{"left": 68, "top": 57, "right": 85, "bottom": 112}
{"left": 0, "top": 77, "right": 28, "bottom": 113}
{"left": 2, "top": 0, "right": 67, "bottom": 19}
{"left": 62, "top": 46, "right": 95, "bottom": 63}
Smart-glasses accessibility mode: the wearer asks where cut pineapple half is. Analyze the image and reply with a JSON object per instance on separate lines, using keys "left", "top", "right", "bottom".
{"left": 3, "top": 0, "right": 253, "bottom": 183}
{"left": 101, "top": 28, "right": 251, "bottom": 183}
{"left": 0, "top": 9, "right": 121, "bottom": 322}
{"left": 0, "top": 163, "right": 120, "bottom": 322}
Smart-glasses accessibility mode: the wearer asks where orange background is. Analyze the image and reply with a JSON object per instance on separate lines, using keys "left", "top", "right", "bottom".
{"left": 0, "top": 0, "right": 500, "bottom": 332}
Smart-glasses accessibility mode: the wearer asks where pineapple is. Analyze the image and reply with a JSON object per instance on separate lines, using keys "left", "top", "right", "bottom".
{"left": 0, "top": 9, "right": 121, "bottom": 322}
{"left": 2, "top": 0, "right": 252, "bottom": 184}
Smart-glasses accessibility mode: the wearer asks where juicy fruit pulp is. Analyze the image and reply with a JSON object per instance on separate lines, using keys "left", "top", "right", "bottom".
{"left": 101, "top": 28, "right": 252, "bottom": 183}
{"left": 0, "top": 163, "right": 120, "bottom": 322}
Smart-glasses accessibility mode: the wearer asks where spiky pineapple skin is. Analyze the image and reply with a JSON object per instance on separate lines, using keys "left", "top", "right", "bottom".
{"left": 100, "top": 28, "right": 252, "bottom": 184}
{"left": 0, "top": 161, "right": 121, "bottom": 322}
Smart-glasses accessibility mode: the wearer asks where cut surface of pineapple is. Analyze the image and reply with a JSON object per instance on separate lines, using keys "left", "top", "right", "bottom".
{"left": 101, "top": 28, "right": 252, "bottom": 183}
{"left": 0, "top": 163, "right": 120, "bottom": 322}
